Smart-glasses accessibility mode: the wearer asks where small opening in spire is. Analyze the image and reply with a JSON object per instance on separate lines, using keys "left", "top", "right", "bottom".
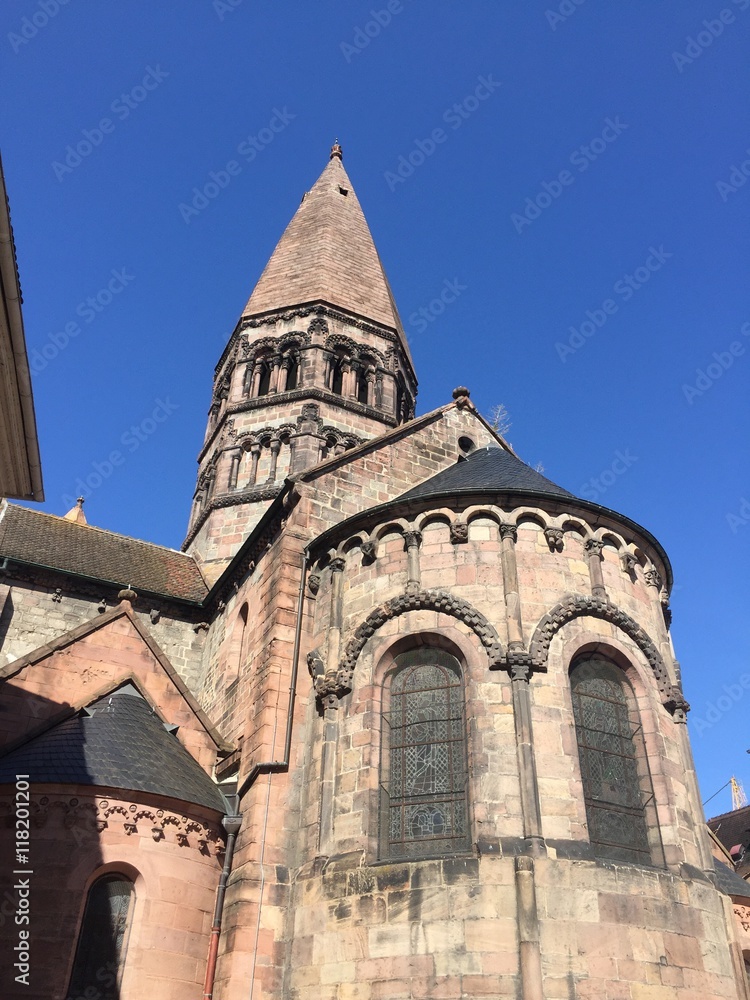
{"left": 338, "top": 186, "right": 349, "bottom": 196}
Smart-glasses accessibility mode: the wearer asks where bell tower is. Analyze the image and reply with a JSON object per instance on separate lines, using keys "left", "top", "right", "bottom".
{"left": 184, "top": 144, "right": 417, "bottom": 577}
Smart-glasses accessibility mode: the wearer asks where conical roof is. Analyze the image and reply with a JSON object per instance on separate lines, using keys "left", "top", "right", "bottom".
{"left": 0, "top": 686, "right": 225, "bottom": 812}
{"left": 399, "top": 445, "right": 574, "bottom": 502}
{"left": 242, "top": 148, "right": 413, "bottom": 365}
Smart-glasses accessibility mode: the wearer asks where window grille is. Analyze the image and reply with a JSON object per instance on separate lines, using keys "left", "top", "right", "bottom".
{"left": 67, "top": 875, "right": 133, "bottom": 1000}
{"left": 381, "top": 649, "right": 470, "bottom": 859}
{"left": 571, "top": 657, "right": 653, "bottom": 865}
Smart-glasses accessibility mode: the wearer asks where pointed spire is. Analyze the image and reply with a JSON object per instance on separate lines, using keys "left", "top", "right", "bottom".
{"left": 242, "top": 148, "right": 413, "bottom": 365}
{"left": 63, "top": 497, "right": 87, "bottom": 524}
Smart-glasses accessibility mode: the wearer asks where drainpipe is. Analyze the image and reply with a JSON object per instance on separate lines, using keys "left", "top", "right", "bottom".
{"left": 203, "top": 808, "right": 242, "bottom": 1000}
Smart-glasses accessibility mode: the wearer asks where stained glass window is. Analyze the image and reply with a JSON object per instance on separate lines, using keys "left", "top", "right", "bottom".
{"left": 571, "top": 657, "right": 653, "bottom": 865}
{"left": 67, "top": 875, "right": 133, "bottom": 1000}
{"left": 381, "top": 649, "right": 470, "bottom": 858}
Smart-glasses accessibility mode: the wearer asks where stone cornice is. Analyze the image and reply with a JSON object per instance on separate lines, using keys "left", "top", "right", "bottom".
{"left": 182, "top": 483, "right": 284, "bottom": 549}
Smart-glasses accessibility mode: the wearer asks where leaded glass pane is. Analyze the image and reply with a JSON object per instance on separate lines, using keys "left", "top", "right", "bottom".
{"left": 67, "top": 876, "right": 133, "bottom": 1000}
{"left": 383, "top": 652, "right": 470, "bottom": 859}
{"left": 572, "top": 658, "right": 652, "bottom": 865}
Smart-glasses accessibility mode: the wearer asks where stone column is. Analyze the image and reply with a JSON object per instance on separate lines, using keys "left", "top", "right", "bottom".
{"left": 227, "top": 449, "right": 241, "bottom": 491}
{"left": 499, "top": 523, "right": 524, "bottom": 650}
{"left": 515, "top": 856, "right": 544, "bottom": 1000}
{"left": 365, "top": 368, "right": 376, "bottom": 406}
{"left": 327, "top": 558, "right": 346, "bottom": 674}
{"left": 248, "top": 443, "right": 261, "bottom": 487}
{"left": 509, "top": 658, "right": 545, "bottom": 852}
{"left": 403, "top": 530, "right": 422, "bottom": 594}
{"left": 250, "top": 362, "right": 262, "bottom": 398}
{"left": 269, "top": 355, "right": 282, "bottom": 393}
{"left": 341, "top": 361, "right": 353, "bottom": 397}
{"left": 267, "top": 437, "right": 281, "bottom": 481}
{"left": 375, "top": 373, "right": 384, "bottom": 408}
{"left": 277, "top": 356, "right": 290, "bottom": 393}
{"left": 585, "top": 538, "right": 606, "bottom": 599}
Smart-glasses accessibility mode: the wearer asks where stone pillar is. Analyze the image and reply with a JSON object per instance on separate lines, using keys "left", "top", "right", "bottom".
{"left": 515, "top": 856, "right": 544, "bottom": 1000}
{"left": 366, "top": 368, "right": 376, "bottom": 406}
{"left": 341, "top": 361, "right": 353, "bottom": 397}
{"left": 375, "top": 373, "right": 383, "bottom": 408}
{"left": 248, "top": 443, "right": 261, "bottom": 487}
{"left": 269, "top": 355, "right": 282, "bottom": 393}
{"left": 509, "top": 657, "right": 545, "bottom": 852}
{"left": 403, "top": 530, "right": 422, "bottom": 594}
{"left": 277, "top": 356, "right": 290, "bottom": 394}
{"left": 499, "top": 523, "right": 524, "bottom": 650}
{"left": 327, "top": 558, "right": 346, "bottom": 673}
{"left": 227, "top": 449, "right": 241, "bottom": 491}
{"left": 250, "top": 362, "right": 262, "bottom": 398}
{"left": 267, "top": 437, "right": 281, "bottom": 481}
{"left": 585, "top": 538, "right": 606, "bottom": 599}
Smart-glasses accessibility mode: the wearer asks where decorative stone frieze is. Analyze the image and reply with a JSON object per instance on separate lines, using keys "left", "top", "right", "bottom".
{"left": 529, "top": 594, "right": 688, "bottom": 720}
{"left": 339, "top": 588, "right": 505, "bottom": 677}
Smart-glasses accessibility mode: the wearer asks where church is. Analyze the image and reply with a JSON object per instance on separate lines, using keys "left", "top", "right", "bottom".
{"left": 2, "top": 143, "right": 750, "bottom": 1000}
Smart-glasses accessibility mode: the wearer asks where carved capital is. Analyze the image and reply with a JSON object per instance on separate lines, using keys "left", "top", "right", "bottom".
{"left": 644, "top": 568, "right": 662, "bottom": 589}
{"left": 307, "top": 573, "right": 321, "bottom": 595}
{"left": 403, "top": 530, "right": 422, "bottom": 550}
{"left": 450, "top": 521, "right": 469, "bottom": 544}
{"left": 330, "top": 557, "right": 346, "bottom": 574}
{"left": 663, "top": 685, "right": 690, "bottom": 723}
{"left": 506, "top": 649, "right": 533, "bottom": 682}
{"left": 544, "top": 527, "right": 564, "bottom": 552}
{"left": 585, "top": 538, "right": 604, "bottom": 558}
{"left": 312, "top": 665, "right": 354, "bottom": 709}
{"left": 499, "top": 523, "right": 517, "bottom": 543}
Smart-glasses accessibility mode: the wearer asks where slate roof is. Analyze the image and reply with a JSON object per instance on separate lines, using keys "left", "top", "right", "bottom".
{"left": 242, "top": 151, "right": 414, "bottom": 367}
{"left": 0, "top": 687, "right": 225, "bottom": 812}
{"left": 713, "top": 857, "right": 750, "bottom": 899}
{"left": 399, "top": 445, "right": 575, "bottom": 503}
{"left": 0, "top": 503, "right": 208, "bottom": 603}
{"left": 709, "top": 805, "right": 750, "bottom": 877}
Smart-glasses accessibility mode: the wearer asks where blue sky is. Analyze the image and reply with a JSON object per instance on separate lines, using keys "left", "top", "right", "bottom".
{"left": 1, "top": 0, "right": 748, "bottom": 812}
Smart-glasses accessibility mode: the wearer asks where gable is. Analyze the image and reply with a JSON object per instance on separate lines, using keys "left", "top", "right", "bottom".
{"left": 0, "top": 604, "right": 229, "bottom": 771}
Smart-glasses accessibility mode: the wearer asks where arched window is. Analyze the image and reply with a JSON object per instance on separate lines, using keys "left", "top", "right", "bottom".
{"left": 571, "top": 655, "right": 657, "bottom": 865}
{"left": 380, "top": 648, "right": 470, "bottom": 859}
{"left": 68, "top": 874, "right": 134, "bottom": 999}
{"left": 356, "top": 368, "right": 368, "bottom": 404}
